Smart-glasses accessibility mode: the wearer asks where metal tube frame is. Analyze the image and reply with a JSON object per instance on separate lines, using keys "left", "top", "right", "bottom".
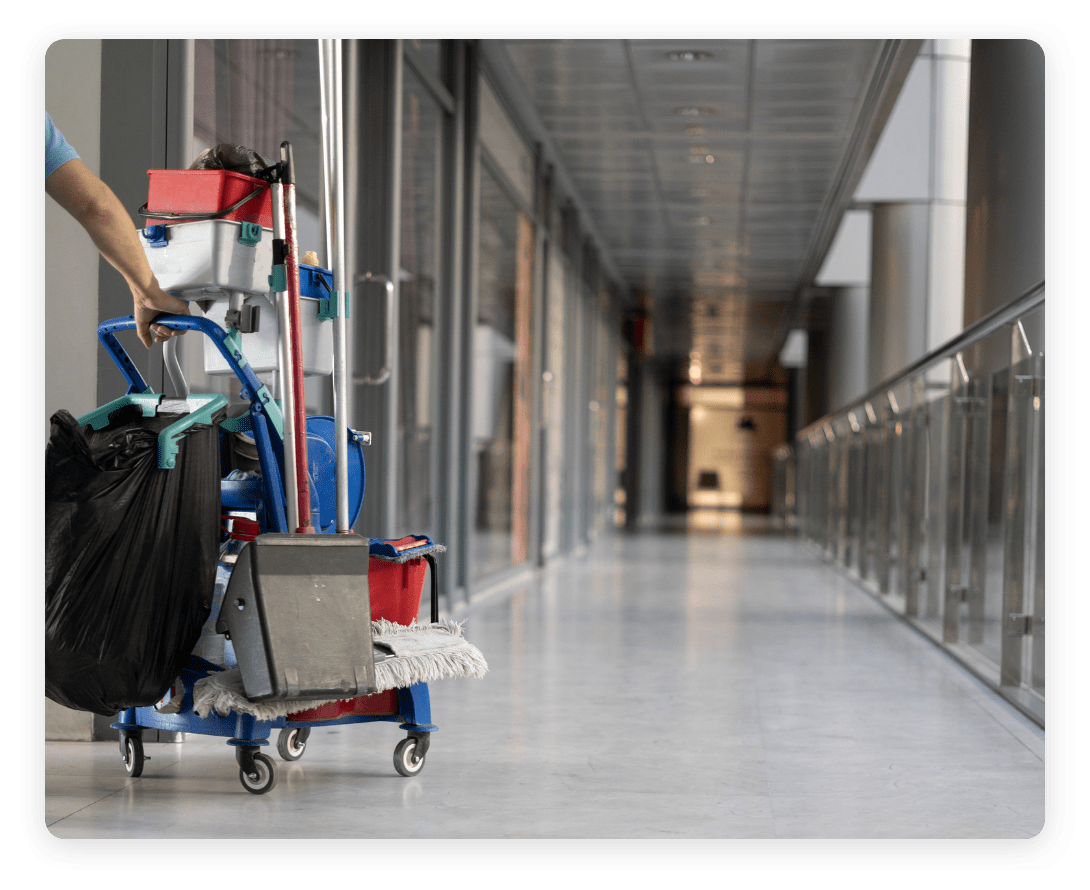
{"left": 319, "top": 38, "right": 352, "bottom": 533}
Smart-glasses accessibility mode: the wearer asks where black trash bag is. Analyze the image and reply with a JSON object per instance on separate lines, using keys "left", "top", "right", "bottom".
{"left": 188, "top": 143, "right": 271, "bottom": 177}
{"left": 45, "top": 405, "right": 222, "bottom": 716}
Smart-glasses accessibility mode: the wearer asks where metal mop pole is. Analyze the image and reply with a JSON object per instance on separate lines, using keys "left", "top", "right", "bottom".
{"left": 331, "top": 41, "right": 351, "bottom": 534}
{"left": 281, "top": 138, "right": 316, "bottom": 527}
{"left": 272, "top": 178, "right": 301, "bottom": 533}
{"left": 320, "top": 38, "right": 352, "bottom": 534}
{"left": 319, "top": 42, "right": 335, "bottom": 286}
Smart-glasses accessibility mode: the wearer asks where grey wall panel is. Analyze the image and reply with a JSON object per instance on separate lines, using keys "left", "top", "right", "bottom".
{"left": 45, "top": 40, "right": 102, "bottom": 433}
{"left": 963, "top": 40, "right": 1045, "bottom": 336}
{"left": 827, "top": 285, "right": 870, "bottom": 412}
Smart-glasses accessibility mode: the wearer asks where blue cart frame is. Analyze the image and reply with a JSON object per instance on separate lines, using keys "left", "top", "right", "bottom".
{"left": 97, "top": 314, "right": 437, "bottom": 794}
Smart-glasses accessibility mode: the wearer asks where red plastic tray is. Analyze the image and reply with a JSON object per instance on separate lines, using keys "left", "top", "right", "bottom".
{"left": 145, "top": 169, "right": 273, "bottom": 229}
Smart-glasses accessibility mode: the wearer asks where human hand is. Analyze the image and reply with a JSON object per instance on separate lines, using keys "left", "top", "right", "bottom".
{"left": 132, "top": 280, "right": 190, "bottom": 348}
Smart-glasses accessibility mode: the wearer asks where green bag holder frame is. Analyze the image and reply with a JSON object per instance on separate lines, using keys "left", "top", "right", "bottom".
{"left": 78, "top": 392, "right": 228, "bottom": 469}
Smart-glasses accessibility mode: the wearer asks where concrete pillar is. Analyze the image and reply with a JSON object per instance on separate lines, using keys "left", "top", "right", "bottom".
{"left": 814, "top": 209, "right": 870, "bottom": 411}
{"left": 928, "top": 40, "right": 972, "bottom": 352}
{"left": 827, "top": 285, "right": 870, "bottom": 411}
{"left": 963, "top": 39, "right": 1045, "bottom": 360}
{"left": 853, "top": 41, "right": 972, "bottom": 389}
{"left": 869, "top": 202, "right": 929, "bottom": 384}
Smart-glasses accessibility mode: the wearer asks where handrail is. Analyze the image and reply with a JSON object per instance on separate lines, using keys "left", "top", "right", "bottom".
{"left": 796, "top": 280, "right": 1045, "bottom": 439}
{"left": 351, "top": 272, "right": 396, "bottom": 386}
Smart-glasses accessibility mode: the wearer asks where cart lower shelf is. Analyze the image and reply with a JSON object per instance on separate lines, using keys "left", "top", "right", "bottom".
{"left": 112, "top": 674, "right": 436, "bottom": 794}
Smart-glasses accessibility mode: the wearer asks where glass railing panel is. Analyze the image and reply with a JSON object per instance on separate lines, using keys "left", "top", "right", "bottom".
{"left": 785, "top": 284, "right": 1044, "bottom": 724}
{"left": 897, "top": 374, "right": 929, "bottom": 616}
{"left": 1029, "top": 354, "right": 1045, "bottom": 695}
{"left": 872, "top": 399, "right": 897, "bottom": 596}
{"left": 860, "top": 404, "right": 882, "bottom": 585}
{"left": 975, "top": 362, "right": 1009, "bottom": 665}
{"left": 922, "top": 379, "right": 951, "bottom": 628}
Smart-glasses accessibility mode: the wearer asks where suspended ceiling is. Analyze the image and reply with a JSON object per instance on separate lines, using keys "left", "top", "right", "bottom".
{"left": 489, "top": 39, "right": 919, "bottom": 384}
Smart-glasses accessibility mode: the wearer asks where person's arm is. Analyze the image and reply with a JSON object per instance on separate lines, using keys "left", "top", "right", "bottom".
{"left": 45, "top": 158, "right": 190, "bottom": 349}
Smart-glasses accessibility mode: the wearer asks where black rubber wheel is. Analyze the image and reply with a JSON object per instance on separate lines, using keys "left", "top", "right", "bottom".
{"left": 393, "top": 737, "right": 426, "bottom": 777}
{"left": 276, "top": 727, "right": 310, "bottom": 762}
{"left": 239, "top": 752, "right": 277, "bottom": 794}
{"left": 123, "top": 736, "right": 145, "bottom": 778}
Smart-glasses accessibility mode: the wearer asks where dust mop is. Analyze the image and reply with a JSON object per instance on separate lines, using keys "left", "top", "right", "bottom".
{"left": 192, "top": 619, "right": 488, "bottom": 721}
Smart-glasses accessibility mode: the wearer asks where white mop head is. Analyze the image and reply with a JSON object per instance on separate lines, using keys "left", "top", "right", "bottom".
{"left": 192, "top": 618, "right": 487, "bottom": 721}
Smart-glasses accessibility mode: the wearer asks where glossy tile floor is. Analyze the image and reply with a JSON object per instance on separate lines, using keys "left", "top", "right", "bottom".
{"left": 43, "top": 522, "right": 1044, "bottom": 839}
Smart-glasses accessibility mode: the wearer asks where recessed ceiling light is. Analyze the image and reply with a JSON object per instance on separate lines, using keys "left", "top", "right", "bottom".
{"left": 676, "top": 106, "right": 714, "bottom": 116}
{"left": 688, "top": 154, "right": 715, "bottom": 164}
{"left": 668, "top": 51, "right": 711, "bottom": 62}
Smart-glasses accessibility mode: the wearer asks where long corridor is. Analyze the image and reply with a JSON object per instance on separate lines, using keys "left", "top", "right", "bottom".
{"left": 43, "top": 521, "right": 1044, "bottom": 839}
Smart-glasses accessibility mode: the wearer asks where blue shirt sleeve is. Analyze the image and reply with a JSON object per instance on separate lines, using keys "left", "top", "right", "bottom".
{"left": 45, "top": 111, "right": 80, "bottom": 179}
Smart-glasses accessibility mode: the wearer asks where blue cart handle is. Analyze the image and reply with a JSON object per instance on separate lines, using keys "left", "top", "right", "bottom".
{"left": 97, "top": 314, "right": 284, "bottom": 439}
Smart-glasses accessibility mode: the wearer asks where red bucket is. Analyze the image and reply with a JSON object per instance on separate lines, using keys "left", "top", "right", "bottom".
{"left": 368, "top": 557, "right": 428, "bottom": 626}
{"left": 144, "top": 169, "right": 274, "bottom": 229}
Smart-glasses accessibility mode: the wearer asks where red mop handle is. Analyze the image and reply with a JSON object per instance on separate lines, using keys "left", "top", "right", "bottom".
{"left": 280, "top": 142, "right": 313, "bottom": 533}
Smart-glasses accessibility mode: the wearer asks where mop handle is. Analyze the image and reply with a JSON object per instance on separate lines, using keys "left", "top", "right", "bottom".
{"left": 278, "top": 142, "right": 314, "bottom": 533}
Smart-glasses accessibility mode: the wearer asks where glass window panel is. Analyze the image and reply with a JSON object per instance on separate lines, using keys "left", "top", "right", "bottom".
{"left": 406, "top": 40, "right": 442, "bottom": 82}
{"left": 478, "top": 77, "right": 535, "bottom": 210}
{"left": 189, "top": 39, "right": 326, "bottom": 413}
{"left": 591, "top": 308, "right": 611, "bottom": 533}
{"left": 193, "top": 40, "right": 323, "bottom": 253}
{"left": 470, "top": 163, "right": 534, "bottom": 579}
{"left": 540, "top": 246, "right": 567, "bottom": 558}
{"left": 397, "top": 65, "right": 445, "bottom": 535}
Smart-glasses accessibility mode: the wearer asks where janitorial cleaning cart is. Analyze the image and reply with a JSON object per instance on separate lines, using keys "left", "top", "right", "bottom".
{"left": 44, "top": 40, "right": 485, "bottom": 794}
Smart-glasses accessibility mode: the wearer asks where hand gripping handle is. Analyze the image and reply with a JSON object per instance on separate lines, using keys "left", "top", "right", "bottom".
{"left": 97, "top": 314, "right": 283, "bottom": 438}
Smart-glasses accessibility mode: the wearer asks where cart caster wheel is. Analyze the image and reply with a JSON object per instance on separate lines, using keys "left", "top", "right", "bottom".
{"left": 277, "top": 727, "right": 310, "bottom": 762}
{"left": 239, "top": 752, "right": 277, "bottom": 795}
{"left": 393, "top": 737, "right": 426, "bottom": 777}
{"left": 123, "top": 736, "right": 146, "bottom": 778}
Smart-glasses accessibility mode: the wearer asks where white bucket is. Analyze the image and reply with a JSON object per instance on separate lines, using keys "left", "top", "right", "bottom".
{"left": 142, "top": 219, "right": 272, "bottom": 297}
{"left": 201, "top": 293, "right": 334, "bottom": 378}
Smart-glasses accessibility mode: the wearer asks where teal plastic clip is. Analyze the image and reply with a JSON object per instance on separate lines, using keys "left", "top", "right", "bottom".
{"left": 318, "top": 290, "right": 351, "bottom": 321}
{"left": 78, "top": 393, "right": 161, "bottom": 430}
{"left": 221, "top": 413, "right": 254, "bottom": 434}
{"left": 238, "top": 222, "right": 262, "bottom": 246}
{"left": 223, "top": 329, "right": 248, "bottom": 367}
{"left": 158, "top": 395, "right": 228, "bottom": 469}
{"left": 269, "top": 264, "right": 287, "bottom": 293}
{"left": 254, "top": 388, "right": 284, "bottom": 439}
